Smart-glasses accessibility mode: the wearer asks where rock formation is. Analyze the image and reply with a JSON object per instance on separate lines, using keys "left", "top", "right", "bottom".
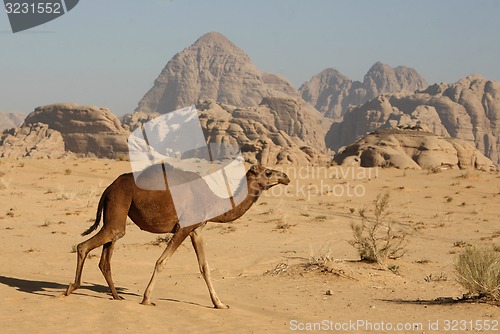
{"left": 197, "top": 98, "right": 328, "bottom": 165}
{"left": 0, "top": 111, "right": 25, "bottom": 131}
{"left": 326, "top": 75, "right": 500, "bottom": 164}
{"left": 135, "top": 32, "right": 299, "bottom": 114}
{"left": 0, "top": 122, "right": 66, "bottom": 158}
{"left": 23, "top": 103, "right": 130, "bottom": 158}
{"left": 334, "top": 129, "right": 495, "bottom": 171}
{"left": 299, "top": 62, "right": 428, "bottom": 119}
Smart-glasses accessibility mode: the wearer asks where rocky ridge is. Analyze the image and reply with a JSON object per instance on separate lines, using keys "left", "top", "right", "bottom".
{"left": 299, "top": 62, "right": 427, "bottom": 120}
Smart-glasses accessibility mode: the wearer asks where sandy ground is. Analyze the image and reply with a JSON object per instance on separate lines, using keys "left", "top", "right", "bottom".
{"left": 0, "top": 158, "right": 498, "bottom": 333}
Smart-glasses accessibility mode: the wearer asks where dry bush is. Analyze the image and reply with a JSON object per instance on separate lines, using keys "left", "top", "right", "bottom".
{"left": 455, "top": 246, "right": 500, "bottom": 301}
{"left": 304, "top": 241, "right": 335, "bottom": 272}
{"left": 349, "top": 193, "right": 411, "bottom": 265}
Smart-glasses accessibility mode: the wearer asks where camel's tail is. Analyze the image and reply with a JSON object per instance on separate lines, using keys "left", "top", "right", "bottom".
{"left": 81, "top": 186, "right": 109, "bottom": 236}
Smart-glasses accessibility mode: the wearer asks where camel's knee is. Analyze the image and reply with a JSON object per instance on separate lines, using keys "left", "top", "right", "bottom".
{"left": 199, "top": 263, "right": 210, "bottom": 276}
{"left": 98, "top": 258, "right": 110, "bottom": 274}
{"left": 76, "top": 243, "right": 88, "bottom": 259}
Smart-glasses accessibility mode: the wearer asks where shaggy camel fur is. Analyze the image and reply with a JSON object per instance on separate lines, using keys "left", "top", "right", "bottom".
{"left": 65, "top": 164, "right": 289, "bottom": 308}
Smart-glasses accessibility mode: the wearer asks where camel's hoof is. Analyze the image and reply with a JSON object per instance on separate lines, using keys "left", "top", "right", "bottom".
{"left": 140, "top": 300, "right": 156, "bottom": 306}
{"left": 65, "top": 283, "right": 77, "bottom": 296}
{"left": 214, "top": 303, "right": 230, "bottom": 309}
{"left": 112, "top": 295, "right": 125, "bottom": 301}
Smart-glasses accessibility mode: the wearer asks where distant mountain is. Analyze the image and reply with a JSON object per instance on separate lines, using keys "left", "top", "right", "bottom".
{"left": 299, "top": 62, "right": 428, "bottom": 120}
{"left": 0, "top": 111, "right": 25, "bottom": 131}
{"left": 124, "top": 32, "right": 330, "bottom": 165}
{"left": 326, "top": 75, "right": 500, "bottom": 164}
{"left": 135, "top": 32, "right": 299, "bottom": 114}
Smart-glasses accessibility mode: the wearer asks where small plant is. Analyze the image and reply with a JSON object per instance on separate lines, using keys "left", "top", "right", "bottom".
{"left": 70, "top": 244, "right": 77, "bottom": 253}
{"left": 0, "top": 177, "right": 11, "bottom": 190}
{"left": 349, "top": 193, "right": 411, "bottom": 265}
{"left": 455, "top": 246, "right": 500, "bottom": 301}
{"left": 274, "top": 221, "right": 295, "bottom": 231}
{"left": 424, "top": 273, "right": 448, "bottom": 282}
{"left": 388, "top": 265, "right": 400, "bottom": 275}
{"left": 304, "top": 241, "right": 334, "bottom": 272}
{"left": 453, "top": 240, "right": 469, "bottom": 248}
{"left": 428, "top": 166, "right": 441, "bottom": 174}
{"left": 150, "top": 235, "right": 173, "bottom": 246}
{"left": 39, "top": 219, "right": 51, "bottom": 227}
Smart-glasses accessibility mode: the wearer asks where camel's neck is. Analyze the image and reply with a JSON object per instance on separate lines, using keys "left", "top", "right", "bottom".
{"left": 210, "top": 173, "right": 262, "bottom": 223}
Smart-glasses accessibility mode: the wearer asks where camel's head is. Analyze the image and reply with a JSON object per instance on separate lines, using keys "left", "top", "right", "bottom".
{"left": 248, "top": 165, "right": 290, "bottom": 190}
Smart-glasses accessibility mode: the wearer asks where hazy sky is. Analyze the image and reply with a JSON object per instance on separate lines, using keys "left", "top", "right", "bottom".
{"left": 1, "top": 0, "right": 500, "bottom": 116}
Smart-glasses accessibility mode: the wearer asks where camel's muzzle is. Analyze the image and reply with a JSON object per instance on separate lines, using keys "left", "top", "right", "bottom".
{"left": 278, "top": 173, "right": 290, "bottom": 185}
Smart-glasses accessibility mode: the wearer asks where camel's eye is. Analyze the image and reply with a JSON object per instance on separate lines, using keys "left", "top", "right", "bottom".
{"left": 265, "top": 170, "right": 273, "bottom": 178}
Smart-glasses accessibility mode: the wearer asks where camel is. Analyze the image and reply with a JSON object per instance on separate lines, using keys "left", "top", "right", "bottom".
{"left": 65, "top": 164, "right": 290, "bottom": 308}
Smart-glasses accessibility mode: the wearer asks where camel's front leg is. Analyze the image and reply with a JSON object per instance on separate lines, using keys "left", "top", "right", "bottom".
{"left": 190, "top": 225, "right": 229, "bottom": 309}
{"left": 141, "top": 229, "right": 191, "bottom": 306}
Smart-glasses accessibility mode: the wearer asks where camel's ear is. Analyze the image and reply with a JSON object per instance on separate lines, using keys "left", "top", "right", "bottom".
{"left": 249, "top": 165, "right": 259, "bottom": 174}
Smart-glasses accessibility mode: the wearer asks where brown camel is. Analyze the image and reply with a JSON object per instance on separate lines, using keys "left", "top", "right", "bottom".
{"left": 65, "top": 164, "right": 290, "bottom": 308}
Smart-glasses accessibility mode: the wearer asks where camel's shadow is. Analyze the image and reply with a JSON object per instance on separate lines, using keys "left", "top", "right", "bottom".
{"left": 0, "top": 275, "right": 138, "bottom": 299}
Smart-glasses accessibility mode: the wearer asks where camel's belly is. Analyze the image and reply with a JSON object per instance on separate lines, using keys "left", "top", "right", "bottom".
{"left": 128, "top": 194, "right": 179, "bottom": 233}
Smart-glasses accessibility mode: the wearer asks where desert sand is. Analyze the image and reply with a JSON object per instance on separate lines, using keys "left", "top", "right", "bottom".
{"left": 0, "top": 158, "right": 498, "bottom": 333}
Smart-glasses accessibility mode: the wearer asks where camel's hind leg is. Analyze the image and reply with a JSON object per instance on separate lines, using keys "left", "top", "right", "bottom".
{"left": 141, "top": 228, "right": 192, "bottom": 306}
{"left": 99, "top": 240, "right": 123, "bottom": 300}
{"left": 65, "top": 228, "right": 122, "bottom": 297}
{"left": 190, "top": 225, "right": 228, "bottom": 309}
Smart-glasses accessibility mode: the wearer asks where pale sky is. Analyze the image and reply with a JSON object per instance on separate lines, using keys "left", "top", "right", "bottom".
{"left": 1, "top": 0, "right": 500, "bottom": 116}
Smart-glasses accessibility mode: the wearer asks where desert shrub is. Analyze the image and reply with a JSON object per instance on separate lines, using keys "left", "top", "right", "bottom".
{"left": 306, "top": 241, "right": 334, "bottom": 271}
{"left": 455, "top": 246, "right": 500, "bottom": 301}
{"left": 349, "top": 193, "right": 411, "bottom": 264}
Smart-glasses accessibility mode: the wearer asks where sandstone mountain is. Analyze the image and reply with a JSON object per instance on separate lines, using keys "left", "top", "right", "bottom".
{"left": 334, "top": 129, "right": 495, "bottom": 171}
{"left": 0, "top": 122, "right": 66, "bottom": 159}
{"left": 299, "top": 62, "right": 428, "bottom": 120}
{"left": 326, "top": 75, "right": 500, "bottom": 164}
{"left": 22, "top": 103, "right": 130, "bottom": 158}
{"left": 0, "top": 111, "right": 25, "bottom": 131}
{"left": 135, "top": 32, "right": 299, "bottom": 114}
